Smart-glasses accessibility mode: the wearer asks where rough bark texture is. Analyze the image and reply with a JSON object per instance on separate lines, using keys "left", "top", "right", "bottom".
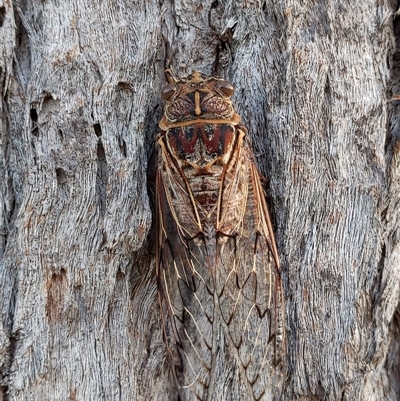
{"left": 0, "top": 0, "right": 399, "bottom": 400}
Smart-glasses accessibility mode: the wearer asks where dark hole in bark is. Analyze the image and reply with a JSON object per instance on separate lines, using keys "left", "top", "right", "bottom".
{"left": 56, "top": 168, "right": 67, "bottom": 185}
{"left": 117, "top": 81, "right": 132, "bottom": 91}
{"left": 30, "top": 108, "right": 38, "bottom": 121}
{"left": 0, "top": 7, "right": 5, "bottom": 28}
{"left": 324, "top": 74, "right": 330, "bottom": 95}
{"left": 93, "top": 123, "right": 102, "bottom": 137}
{"left": 30, "top": 108, "right": 38, "bottom": 136}
{"left": 119, "top": 137, "right": 127, "bottom": 157}
{"left": 211, "top": 0, "right": 218, "bottom": 8}
{"left": 96, "top": 139, "right": 108, "bottom": 216}
{"left": 116, "top": 268, "right": 125, "bottom": 280}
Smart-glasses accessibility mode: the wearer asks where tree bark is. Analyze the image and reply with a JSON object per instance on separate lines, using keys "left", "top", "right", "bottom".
{"left": 0, "top": 0, "right": 399, "bottom": 400}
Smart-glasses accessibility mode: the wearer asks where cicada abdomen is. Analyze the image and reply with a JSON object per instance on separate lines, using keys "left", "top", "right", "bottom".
{"left": 156, "top": 70, "right": 285, "bottom": 401}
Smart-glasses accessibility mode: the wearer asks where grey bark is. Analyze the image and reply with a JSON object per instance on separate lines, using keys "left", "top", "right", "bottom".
{"left": 0, "top": 0, "right": 399, "bottom": 400}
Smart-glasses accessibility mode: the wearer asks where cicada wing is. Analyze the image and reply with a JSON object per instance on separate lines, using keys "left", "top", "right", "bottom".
{"left": 156, "top": 136, "right": 202, "bottom": 241}
{"left": 216, "top": 136, "right": 285, "bottom": 400}
{"left": 156, "top": 152, "right": 215, "bottom": 398}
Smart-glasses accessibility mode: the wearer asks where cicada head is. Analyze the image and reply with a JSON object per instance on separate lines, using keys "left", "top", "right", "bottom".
{"left": 159, "top": 70, "right": 241, "bottom": 130}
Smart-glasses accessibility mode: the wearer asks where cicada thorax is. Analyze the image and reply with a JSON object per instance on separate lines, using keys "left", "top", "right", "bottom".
{"left": 157, "top": 70, "right": 285, "bottom": 401}
{"left": 164, "top": 123, "right": 236, "bottom": 213}
{"left": 159, "top": 122, "right": 241, "bottom": 281}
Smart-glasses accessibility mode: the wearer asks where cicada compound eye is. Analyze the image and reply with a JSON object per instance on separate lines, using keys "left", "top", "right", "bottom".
{"left": 216, "top": 80, "right": 235, "bottom": 97}
{"left": 162, "top": 84, "right": 177, "bottom": 100}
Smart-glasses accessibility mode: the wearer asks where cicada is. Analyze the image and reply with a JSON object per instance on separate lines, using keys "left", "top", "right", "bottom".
{"left": 156, "top": 70, "right": 285, "bottom": 401}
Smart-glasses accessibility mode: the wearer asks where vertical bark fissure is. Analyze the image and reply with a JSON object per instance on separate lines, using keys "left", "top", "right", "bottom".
{"left": 94, "top": 124, "right": 108, "bottom": 217}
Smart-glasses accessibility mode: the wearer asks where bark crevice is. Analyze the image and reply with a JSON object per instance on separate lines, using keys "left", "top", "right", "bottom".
{"left": 96, "top": 136, "right": 108, "bottom": 217}
{"left": 0, "top": 7, "right": 5, "bottom": 28}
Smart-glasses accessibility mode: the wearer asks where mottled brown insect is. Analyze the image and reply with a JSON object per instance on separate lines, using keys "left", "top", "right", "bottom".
{"left": 156, "top": 70, "right": 284, "bottom": 401}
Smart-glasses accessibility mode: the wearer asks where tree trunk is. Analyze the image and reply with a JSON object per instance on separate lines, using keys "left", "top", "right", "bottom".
{"left": 0, "top": 0, "right": 399, "bottom": 400}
